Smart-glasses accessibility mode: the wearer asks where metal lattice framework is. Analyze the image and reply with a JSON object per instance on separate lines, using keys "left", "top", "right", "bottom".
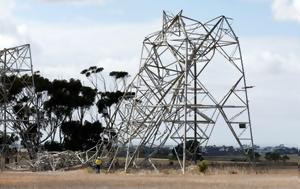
{"left": 0, "top": 44, "right": 120, "bottom": 171}
{"left": 0, "top": 44, "right": 37, "bottom": 164}
{"left": 108, "top": 11, "right": 254, "bottom": 173}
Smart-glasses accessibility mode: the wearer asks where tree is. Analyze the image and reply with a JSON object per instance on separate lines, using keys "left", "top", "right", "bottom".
{"left": 281, "top": 154, "right": 290, "bottom": 162}
{"left": 246, "top": 148, "right": 261, "bottom": 161}
{"left": 265, "top": 152, "right": 281, "bottom": 162}
{"left": 2, "top": 66, "right": 131, "bottom": 159}
{"left": 0, "top": 131, "right": 19, "bottom": 153}
{"left": 81, "top": 66, "right": 106, "bottom": 91}
{"left": 172, "top": 140, "right": 203, "bottom": 160}
{"left": 254, "top": 152, "right": 261, "bottom": 161}
{"left": 61, "top": 120, "right": 104, "bottom": 151}
{"left": 0, "top": 132, "right": 18, "bottom": 160}
{"left": 1, "top": 74, "right": 47, "bottom": 159}
{"left": 96, "top": 91, "right": 126, "bottom": 115}
{"left": 109, "top": 71, "right": 129, "bottom": 90}
{"left": 80, "top": 67, "right": 132, "bottom": 126}
{"left": 2, "top": 73, "right": 98, "bottom": 158}
{"left": 44, "top": 78, "right": 96, "bottom": 143}
{"left": 44, "top": 141, "right": 64, "bottom": 151}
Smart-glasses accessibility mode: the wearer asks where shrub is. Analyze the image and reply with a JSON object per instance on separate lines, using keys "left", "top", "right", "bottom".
{"left": 265, "top": 152, "right": 281, "bottom": 162}
{"left": 281, "top": 154, "right": 290, "bottom": 162}
{"left": 198, "top": 160, "right": 209, "bottom": 173}
{"left": 44, "top": 141, "right": 64, "bottom": 151}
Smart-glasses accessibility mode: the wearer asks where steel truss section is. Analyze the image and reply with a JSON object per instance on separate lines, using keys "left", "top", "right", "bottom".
{"left": 109, "top": 11, "right": 254, "bottom": 173}
{"left": 0, "top": 44, "right": 37, "bottom": 162}
{"left": 4, "top": 128, "right": 117, "bottom": 171}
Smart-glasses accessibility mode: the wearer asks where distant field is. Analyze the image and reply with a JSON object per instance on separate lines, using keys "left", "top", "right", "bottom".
{"left": 286, "top": 154, "right": 299, "bottom": 163}
{"left": 0, "top": 166, "right": 298, "bottom": 189}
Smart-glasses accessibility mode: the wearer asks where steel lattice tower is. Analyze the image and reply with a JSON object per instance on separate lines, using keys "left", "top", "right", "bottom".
{"left": 109, "top": 11, "right": 254, "bottom": 173}
{"left": 0, "top": 44, "right": 37, "bottom": 167}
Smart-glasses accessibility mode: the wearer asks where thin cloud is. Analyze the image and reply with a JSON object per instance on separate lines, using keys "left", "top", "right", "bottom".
{"left": 242, "top": 37, "right": 300, "bottom": 74}
{"left": 0, "top": 0, "right": 15, "bottom": 18}
{"left": 272, "top": 0, "right": 300, "bottom": 23}
{"left": 0, "top": 0, "right": 31, "bottom": 49}
{"left": 39, "top": 0, "right": 105, "bottom": 6}
{"left": 24, "top": 20, "right": 160, "bottom": 79}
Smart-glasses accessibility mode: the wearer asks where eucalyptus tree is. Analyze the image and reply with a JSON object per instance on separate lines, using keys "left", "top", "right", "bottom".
{"left": 0, "top": 74, "right": 52, "bottom": 159}
{"left": 44, "top": 78, "right": 96, "bottom": 143}
{"left": 109, "top": 71, "right": 129, "bottom": 91}
{"left": 80, "top": 67, "right": 131, "bottom": 127}
{"left": 61, "top": 120, "right": 104, "bottom": 151}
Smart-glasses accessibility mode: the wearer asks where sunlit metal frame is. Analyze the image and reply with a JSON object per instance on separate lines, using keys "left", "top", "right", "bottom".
{"left": 108, "top": 11, "right": 254, "bottom": 173}
{"left": 0, "top": 44, "right": 37, "bottom": 166}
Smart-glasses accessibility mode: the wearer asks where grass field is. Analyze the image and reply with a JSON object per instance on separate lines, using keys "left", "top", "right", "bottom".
{"left": 0, "top": 166, "right": 298, "bottom": 189}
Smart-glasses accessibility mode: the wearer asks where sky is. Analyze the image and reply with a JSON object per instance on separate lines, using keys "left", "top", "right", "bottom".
{"left": 0, "top": 0, "right": 299, "bottom": 147}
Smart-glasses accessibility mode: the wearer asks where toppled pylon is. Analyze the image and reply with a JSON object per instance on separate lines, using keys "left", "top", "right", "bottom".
{"left": 108, "top": 11, "right": 254, "bottom": 173}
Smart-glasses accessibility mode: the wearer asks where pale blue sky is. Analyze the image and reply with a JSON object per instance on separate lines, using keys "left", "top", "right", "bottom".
{"left": 13, "top": 0, "right": 300, "bottom": 36}
{"left": 0, "top": 0, "right": 299, "bottom": 147}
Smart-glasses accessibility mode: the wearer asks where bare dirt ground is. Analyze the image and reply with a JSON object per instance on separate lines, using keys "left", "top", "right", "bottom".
{"left": 0, "top": 168, "right": 298, "bottom": 189}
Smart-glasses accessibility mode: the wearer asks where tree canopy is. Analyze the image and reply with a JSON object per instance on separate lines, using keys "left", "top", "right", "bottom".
{"left": 1, "top": 66, "right": 132, "bottom": 158}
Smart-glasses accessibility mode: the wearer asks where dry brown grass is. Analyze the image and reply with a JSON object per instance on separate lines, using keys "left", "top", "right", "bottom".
{"left": 0, "top": 167, "right": 298, "bottom": 189}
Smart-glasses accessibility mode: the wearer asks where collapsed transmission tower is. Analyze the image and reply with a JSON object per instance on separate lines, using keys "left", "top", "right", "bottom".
{"left": 0, "top": 44, "right": 37, "bottom": 167}
{"left": 109, "top": 11, "right": 254, "bottom": 173}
